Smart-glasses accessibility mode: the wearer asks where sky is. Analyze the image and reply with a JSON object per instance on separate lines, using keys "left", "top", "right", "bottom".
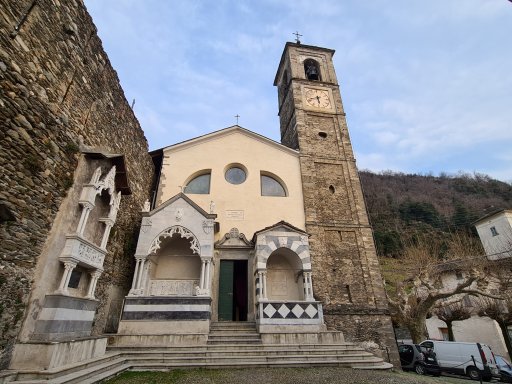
{"left": 84, "top": 0, "right": 512, "bottom": 183}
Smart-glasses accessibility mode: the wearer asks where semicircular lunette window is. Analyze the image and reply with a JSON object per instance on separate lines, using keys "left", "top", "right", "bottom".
{"left": 225, "top": 167, "right": 246, "bottom": 185}
{"left": 261, "top": 174, "right": 287, "bottom": 197}
{"left": 184, "top": 173, "right": 211, "bottom": 194}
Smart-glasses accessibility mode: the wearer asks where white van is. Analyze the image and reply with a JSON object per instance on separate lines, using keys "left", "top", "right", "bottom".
{"left": 420, "top": 340, "right": 500, "bottom": 381}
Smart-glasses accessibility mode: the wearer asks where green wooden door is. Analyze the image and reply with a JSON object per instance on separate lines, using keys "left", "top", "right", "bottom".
{"left": 218, "top": 260, "right": 234, "bottom": 321}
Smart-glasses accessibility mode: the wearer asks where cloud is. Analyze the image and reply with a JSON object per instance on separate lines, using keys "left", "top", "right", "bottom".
{"left": 84, "top": 0, "right": 512, "bottom": 181}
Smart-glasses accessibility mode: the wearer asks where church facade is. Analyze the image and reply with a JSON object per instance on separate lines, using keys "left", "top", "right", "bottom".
{"left": 3, "top": 10, "right": 398, "bottom": 369}
{"left": 116, "top": 42, "right": 398, "bottom": 360}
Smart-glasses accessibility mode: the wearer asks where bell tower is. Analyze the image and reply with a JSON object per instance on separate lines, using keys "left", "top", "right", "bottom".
{"left": 274, "top": 42, "right": 398, "bottom": 362}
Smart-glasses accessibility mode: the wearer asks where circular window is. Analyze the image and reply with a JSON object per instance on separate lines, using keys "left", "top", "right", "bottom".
{"left": 225, "top": 167, "right": 246, "bottom": 185}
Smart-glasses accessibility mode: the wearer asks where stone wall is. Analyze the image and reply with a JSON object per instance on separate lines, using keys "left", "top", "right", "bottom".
{"left": 0, "top": 0, "right": 154, "bottom": 368}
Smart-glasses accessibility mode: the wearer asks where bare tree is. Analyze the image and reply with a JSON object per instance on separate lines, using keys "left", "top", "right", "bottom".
{"left": 433, "top": 299, "right": 472, "bottom": 341}
{"left": 385, "top": 232, "right": 501, "bottom": 343}
{"left": 477, "top": 297, "right": 512, "bottom": 359}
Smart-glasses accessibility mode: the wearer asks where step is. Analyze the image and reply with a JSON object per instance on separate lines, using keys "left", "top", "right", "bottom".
{"left": 126, "top": 358, "right": 382, "bottom": 370}
{"left": 9, "top": 349, "right": 390, "bottom": 383}
{"left": 208, "top": 332, "right": 259, "bottom": 337}
{"left": 112, "top": 347, "right": 374, "bottom": 358}
{"left": 13, "top": 356, "right": 126, "bottom": 384}
{"left": 120, "top": 353, "right": 379, "bottom": 365}
{"left": 207, "top": 339, "right": 262, "bottom": 344}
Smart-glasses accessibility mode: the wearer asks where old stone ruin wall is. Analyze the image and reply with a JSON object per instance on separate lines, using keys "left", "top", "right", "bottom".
{"left": 0, "top": 0, "right": 154, "bottom": 368}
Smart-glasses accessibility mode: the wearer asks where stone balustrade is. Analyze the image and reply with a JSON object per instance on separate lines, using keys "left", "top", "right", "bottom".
{"left": 60, "top": 234, "right": 106, "bottom": 269}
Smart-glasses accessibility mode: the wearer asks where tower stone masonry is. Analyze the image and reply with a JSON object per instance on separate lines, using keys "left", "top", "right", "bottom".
{"left": 275, "top": 42, "right": 399, "bottom": 363}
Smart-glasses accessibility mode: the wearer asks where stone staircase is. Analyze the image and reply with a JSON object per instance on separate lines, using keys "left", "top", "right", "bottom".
{"left": 2, "top": 322, "right": 392, "bottom": 383}
{"left": 207, "top": 321, "right": 262, "bottom": 345}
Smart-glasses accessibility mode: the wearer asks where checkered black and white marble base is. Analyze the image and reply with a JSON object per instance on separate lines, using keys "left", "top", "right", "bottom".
{"left": 257, "top": 301, "right": 323, "bottom": 325}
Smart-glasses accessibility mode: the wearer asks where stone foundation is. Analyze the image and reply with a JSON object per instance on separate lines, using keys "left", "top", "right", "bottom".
{"left": 324, "top": 311, "right": 400, "bottom": 366}
{"left": 31, "top": 294, "right": 99, "bottom": 341}
{"left": 260, "top": 331, "right": 344, "bottom": 345}
{"left": 108, "top": 334, "right": 208, "bottom": 347}
{"left": 9, "top": 337, "right": 107, "bottom": 371}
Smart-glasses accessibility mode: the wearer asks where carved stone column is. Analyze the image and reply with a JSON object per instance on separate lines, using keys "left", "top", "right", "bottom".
{"left": 257, "top": 271, "right": 263, "bottom": 301}
{"left": 139, "top": 261, "right": 150, "bottom": 295}
{"left": 129, "top": 258, "right": 141, "bottom": 295}
{"left": 199, "top": 259, "right": 206, "bottom": 290}
{"left": 76, "top": 202, "right": 94, "bottom": 236}
{"left": 57, "top": 260, "right": 77, "bottom": 295}
{"left": 304, "top": 271, "right": 314, "bottom": 301}
{"left": 99, "top": 219, "right": 114, "bottom": 249}
{"left": 262, "top": 271, "right": 268, "bottom": 300}
{"left": 86, "top": 270, "right": 102, "bottom": 299}
{"left": 135, "top": 257, "right": 147, "bottom": 294}
{"left": 205, "top": 259, "right": 211, "bottom": 294}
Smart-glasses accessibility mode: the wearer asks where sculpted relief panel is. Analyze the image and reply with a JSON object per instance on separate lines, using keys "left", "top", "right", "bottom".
{"left": 149, "top": 279, "right": 199, "bottom": 296}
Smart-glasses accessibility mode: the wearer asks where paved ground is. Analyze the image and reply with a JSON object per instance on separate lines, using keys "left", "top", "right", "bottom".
{"left": 105, "top": 367, "right": 489, "bottom": 384}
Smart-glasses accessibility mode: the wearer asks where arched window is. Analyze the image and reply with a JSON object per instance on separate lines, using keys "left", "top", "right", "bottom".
{"left": 261, "top": 173, "right": 287, "bottom": 197}
{"left": 304, "top": 59, "right": 321, "bottom": 81}
{"left": 184, "top": 172, "right": 211, "bottom": 194}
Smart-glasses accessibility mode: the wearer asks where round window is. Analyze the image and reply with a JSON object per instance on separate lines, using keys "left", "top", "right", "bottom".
{"left": 225, "top": 167, "right": 246, "bottom": 185}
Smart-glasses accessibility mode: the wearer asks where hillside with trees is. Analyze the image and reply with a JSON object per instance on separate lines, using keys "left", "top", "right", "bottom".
{"left": 360, "top": 171, "right": 512, "bottom": 345}
{"left": 359, "top": 171, "right": 512, "bottom": 258}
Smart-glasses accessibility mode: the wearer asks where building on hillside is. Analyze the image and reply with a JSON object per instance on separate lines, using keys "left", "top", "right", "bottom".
{"left": 474, "top": 209, "right": 512, "bottom": 259}
{"left": 424, "top": 210, "right": 512, "bottom": 359}
{"left": 115, "top": 42, "right": 398, "bottom": 363}
{"left": 425, "top": 270, "right": 510, "bottom": 358}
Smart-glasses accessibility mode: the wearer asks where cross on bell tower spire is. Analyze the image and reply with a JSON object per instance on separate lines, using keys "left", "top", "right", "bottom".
{"left": 293, "top": 31, "right": 302, "bottom": 44}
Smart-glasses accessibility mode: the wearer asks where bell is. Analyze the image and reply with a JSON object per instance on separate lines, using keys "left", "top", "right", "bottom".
{"left": 306, "top": 64, "right": 319, "bottom": 80}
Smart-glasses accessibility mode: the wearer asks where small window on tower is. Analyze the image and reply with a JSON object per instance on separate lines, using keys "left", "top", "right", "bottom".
{"left": 490, "top": 226, "right": 499, "bottom": 236}
{"left": 304, "top": 59, "right": 321, "bottom": 81}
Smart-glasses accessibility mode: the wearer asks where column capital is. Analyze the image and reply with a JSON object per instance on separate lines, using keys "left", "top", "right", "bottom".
{"left": 79, "top": 201, "right": 95, "bottom": 210}
{"left": 63, "top": 260, "right": 78, "bottom": 269}
{"left": 90, "top": 269, "right": 103, "bottom": 278}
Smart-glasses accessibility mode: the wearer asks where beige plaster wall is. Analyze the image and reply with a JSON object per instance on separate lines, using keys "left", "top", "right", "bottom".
{"left": 475, "top": 211, "right": 512, "bottom": 258}
{"left": 157, "top": 129, "right": 305, "bottom": 239}
{"left": 426, "top": 315, "right": 509, "bottom": 358}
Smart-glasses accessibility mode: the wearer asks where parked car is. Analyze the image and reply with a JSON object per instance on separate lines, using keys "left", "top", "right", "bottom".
{"left": 398, "top": 343, "right": 441, "bottom": 376}
{"left": 420, "top": 340, "right": 500, "bottom": 381}
{"left": 496, "top": 355, "right": 512, "bottom": 383}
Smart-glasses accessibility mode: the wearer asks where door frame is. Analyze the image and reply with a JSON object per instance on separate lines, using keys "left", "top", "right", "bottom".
{"left": 211, "top": 249, "right": 254, "bottom": 322}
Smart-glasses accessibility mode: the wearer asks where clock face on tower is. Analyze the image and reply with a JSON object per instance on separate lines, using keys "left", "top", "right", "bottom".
{"left": 304, "top": 88, "right": 331, "bottom": 109}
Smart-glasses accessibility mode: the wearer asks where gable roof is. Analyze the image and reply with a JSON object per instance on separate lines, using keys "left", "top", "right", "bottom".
{"left": 473, "top": 209, "right": 512, "bottom": 225}
{"left": 151, "top": 125, "right": 299, "bottom": 157}
{"left": 144, "top": 192, "right": 217, "bottom": 220}
{"left": 252, "top": 220, "right": 308, "bottom": 241}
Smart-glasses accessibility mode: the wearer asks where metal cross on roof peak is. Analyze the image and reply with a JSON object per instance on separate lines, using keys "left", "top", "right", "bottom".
{"left": 293, "top": 31, "right": 302, "bottom": 44}
{"left": 235, "top": 114, "right": 240, "bottom": 125}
